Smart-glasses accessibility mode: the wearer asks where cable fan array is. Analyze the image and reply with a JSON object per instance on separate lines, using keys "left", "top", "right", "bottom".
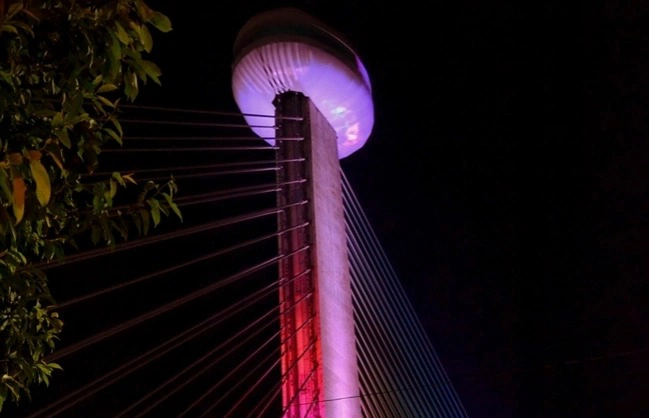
{"left": 9, "top": 104, "right": 469, "bottom": 417}
{"left": 342, "top": 171, "right": 469, "bottom": 418}
{"left": 13, "top": 105, "right": 304, "bottom": 417}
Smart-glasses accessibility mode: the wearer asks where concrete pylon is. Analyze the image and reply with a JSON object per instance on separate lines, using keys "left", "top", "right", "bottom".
{"left": 275, "top": 92, "right": 361, "bottom": 417}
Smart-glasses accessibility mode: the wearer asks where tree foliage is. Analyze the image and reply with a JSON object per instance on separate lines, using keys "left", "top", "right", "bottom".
{"left": 0, "top": 0, "right": 178, "bottom": 410}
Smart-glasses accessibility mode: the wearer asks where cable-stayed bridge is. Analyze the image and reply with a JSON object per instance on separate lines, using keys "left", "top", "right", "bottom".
{"left": 6, "top": 102, "right": 468, "bottom": 417}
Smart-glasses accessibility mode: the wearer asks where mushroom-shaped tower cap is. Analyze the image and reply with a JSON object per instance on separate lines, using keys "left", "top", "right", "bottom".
{"left": 232, "top": 8, "right": 374, "bottom": 159}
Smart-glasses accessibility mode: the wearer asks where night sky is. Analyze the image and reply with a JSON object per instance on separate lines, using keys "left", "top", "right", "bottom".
{"left": 142, "top": 1, "right": 649, "bottom": 417}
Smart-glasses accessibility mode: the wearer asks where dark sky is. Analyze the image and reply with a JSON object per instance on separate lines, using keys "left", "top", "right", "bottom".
{"left": 142, "top": 2, "right": 649, "bottom": 417}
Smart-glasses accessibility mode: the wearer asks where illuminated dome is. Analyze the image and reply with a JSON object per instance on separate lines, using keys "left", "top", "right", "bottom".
{"left": 231, "top": 8, "right": 374, "bottom": 159}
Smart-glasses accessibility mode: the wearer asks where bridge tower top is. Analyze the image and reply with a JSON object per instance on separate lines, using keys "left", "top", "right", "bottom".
{"left": 232, "top": 8, "right": 374, "bottom": 159}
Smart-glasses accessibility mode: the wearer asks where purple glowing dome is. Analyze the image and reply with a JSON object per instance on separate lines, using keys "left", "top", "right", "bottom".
{"left": 232, "top": 8, "right": 374, "bottom": 159}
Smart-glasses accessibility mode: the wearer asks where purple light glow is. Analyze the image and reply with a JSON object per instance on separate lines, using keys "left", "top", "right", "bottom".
{"left": 232, "top": 11, "right": 374, "bottom": 159}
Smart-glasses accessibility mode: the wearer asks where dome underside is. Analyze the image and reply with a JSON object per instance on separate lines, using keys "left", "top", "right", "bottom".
{"left": 232, "top": 41, "right": 374, "bottom": 159}
{"left": 231, "top": 8, "right": 374, "bottom": 159}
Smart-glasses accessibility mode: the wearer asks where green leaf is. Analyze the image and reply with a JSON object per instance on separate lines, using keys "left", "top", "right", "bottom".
{"left": 63, "top": 91, "right": 83, "bottom": 119}
{"left": 92, "top": 193, "right": 103, "bottom": 211}
{"left": 40, "top": 371, "right": 49, "bottom": 386}
{"left": 11, "top": 21, "right": 33, "bottom": 36}
{"left": 104, "top": 189, "right": 113, "bottom": 207}
{"left": 66, "top": 113, "right": 90, "bottom": 126}
{"left": 140, "top": 60, "right": 161, "bottom": 85}
{"left": 52, "top": 112, "right": 63, "bottom": 127}
{"left": 109, "top": 115, "right": 123, "bottom": 137}
{"left": 32, "top": 109, "right": 56, "bottom": 118}
{"left": 112, "top": 172, "right": 125, "bottom": 186}
{"left": 104, "top": 128, "right": 122, "bottom": 145}
{"left": 95, "top": 95, "right": 115, "bottom": 109}
{"left": 55, "top": 128, "right": 71, "bottom": 149}
{"left": 158, "top": 203, "right": 169, "bottom": 217}
{"left": 149, "top": 12, "right": 172, "bottom": 32}
{"left": 5, "top": 382, "right": 19, "bottom": 403}
{"left": 162, "top": 193, "right": 182, "bottom": 221}
{"left": 143, "top": 181, "right": 157, "bottom": 193}
{"left": 147, "top": 199, "right": 160, "bottom": 226}
{"left": 106, "top": 33, "right": 122, "bottom": 82}
{"left": 112, "top": 219, "right": 128, "bottom": 241}
{"left": 130, "top": 56, "right": 148, "bottom": 82}
{"left": 91, "top": 224, "right": 101, "bottom": 245}
{"left": 1, "top": 25, "right": 18, "bottom": 34}
{"left": 92, "top": 75, "right": 103, "bottom": 87}
{"left": 101, "top": 215, "right": 114, "bottom": 245}
{"left": 129, "top": 21, "right": 142, "bottom": 42}
{"left": 96, "top": 83, "right": 118, "bottom": 93}
{"left": 140, "top": 209, "right": 150, "bottom": 235}
{"left": 0, "top": 387, "right": 5, "bottom": 412}
{"left": 114, "top": 22, "right": 130, "bottom": 45}
{"left": 48, "top": 363, "right": 62, "bottom": 371}
{"left": 7, "top": 2, "right": 23, "bottom": 19}
{"left": 109, "top": 180, "right": 117, "bottom": 199}
{"left": 135, "top": 0, "right": 154, "bottom": 21}
{"left": 133, "top": 212, "right": 142, "bottom": 235}
{"left": 124, "top": 70, "right": 138, "bottom": 101}
{"left": 140, "top": 24, "right": 153, "bottom": 53}
{"left": 30, "top": 160, "right": 51, "bottom": 207}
